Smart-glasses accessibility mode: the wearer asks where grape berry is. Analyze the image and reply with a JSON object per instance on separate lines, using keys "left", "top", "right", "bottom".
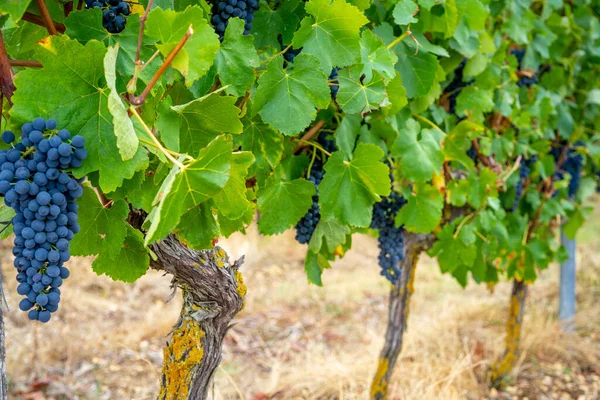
{"left": 1, "top": 118, "right": 86, "bottom": 323}
{"left": 85, "top": 0, "right": 130, "bottom": 34}
{"left": 210, "top": 0, "right": 260, "bottom": 41}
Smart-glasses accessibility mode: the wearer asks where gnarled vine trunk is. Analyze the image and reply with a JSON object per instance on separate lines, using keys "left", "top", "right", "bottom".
{"left": 150, "top": 236, "right": 245, "bottom": 399}
{"left": 370, "top": 232, "right": 434, "bottom": 400}
{"left": 490, "top": 278, "right": 527, "bottom": 388}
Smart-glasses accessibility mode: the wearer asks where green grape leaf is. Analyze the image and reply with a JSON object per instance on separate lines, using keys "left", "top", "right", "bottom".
{"left": 10, "top": 36, "right": 148, "bottom": 192}
{"left": 252, "top": 0, "right": 304, "bottom": 48}
{"left": 257, "top": 176, "right": 317, "bottom": 235}
{"left": 0, "top": 0, "right": 32, "bottom": 21}
{"left": 157, "top": 93, "right": 243, "bottom": 154}
{"left": 467, "top": 168, "right": 498, "bottom": 208}
{"left": 443, "top": 120, "right": 483, "bottom": 168}
{"left": 104, "top": 45, "right": 138, "bottom": 161}
{"left": 334, "top": 114, "right": 362, "bottom": 159}
{"left": 319, "top": 144, "right": 391, "bottom": 227}
{"left": 71, "top": 187, "right": 129, "bottom": 259}
{"left": 455, "top": 86, "right": 494, "bottom": 122}
{"left": 213, "top": 151, "right": 255, "bottom": 219}
{"left": 304, "top": 250, "right": 330, "bottom": 286}
{"left": 393, "top": 0, "right": 419, "bottom": 25}
{"left": 218, "top": 206, "right": 254, "bottom": 238}
{"left": 383, "top": 74, "right": 408, "bottom": 115}
{"left": 145, "top": 5, "right": 219, "bottom": 86}
{"left": 91, "top": 227, "right": 150, "bottom": 283}
{"left": 396, "top": 183, "right": 443, "bottom": 233}
{"left": 215, "top": 18, "right": 260, "bottom": 96}
{"left": 430, "top": 223, "right": 476, "bottom": 273}
{"left": 65, "top": 12, "right": 161, "bottom": 85}
{"left": 0, "top": 205, "right": 15, "bottom": 240}
{"left": 145, "top": 136, "right": 232, "bottom": 244}
{"left": 234, "top": 114, "right": 284, "bottom": 174}
{"left": 177, "top": 201, "right": 220, "bottom": 250}
{"left": 292, "top": 0, "right": 368, "bottom": 73}
{"left": 446, "top": 179, "right": 469, "bottom": 207}
{"left": 391, "top": 119, "right": 444, "bottom": 182}
{"left": 359, "top": 30, "right": 397, "bottom": 82}
{"left": 308, "top": 220, "right": 351, "bottom": 254}
{"left": 395, "top": 43, "right": 438, "bottom": 97}
{"left": 253, "top": 54, "right": 330, "bottom": 135}
{"left": 337, "top": 67, "right": 387, "bottom": 114}
{"left": 431, "top": 0, "right": 458, "bottom": 38}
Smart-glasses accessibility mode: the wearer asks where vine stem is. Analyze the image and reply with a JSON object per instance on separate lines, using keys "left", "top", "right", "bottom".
{"left": 261, "top": 44, "right": 292, "bottom": 66}
{"left": 293, "top": 120, "right": 326, "bottom": 154}
{"left": 8, "top": 60, "right": 42, "bottom": 68}
{"left": 412, "top": 113, "right": 445, "bottom": 134}
{"left": 129, "top": 25, "right": 193, "bottom": 106}
{"left": 130, "top": 107, "right": 186, "bottom": 169}
{"left": 135, "top": 0, "right": 154, "bottom": 64}
{"left": 295, "top": 139, "right": 331, "bottom": 157}
{"left": 34, "top": 0, "right": 58, "bottom": 35}
{"left": 387, "top": 29, "right": 411, "bottom": 50}
{"left": 22, "top": 13, "right": 66, "bottom": 33}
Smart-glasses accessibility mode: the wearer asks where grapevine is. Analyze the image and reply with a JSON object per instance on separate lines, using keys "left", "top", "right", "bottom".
{"left": 0, "top": 0, "right": 597, "bottom": 397}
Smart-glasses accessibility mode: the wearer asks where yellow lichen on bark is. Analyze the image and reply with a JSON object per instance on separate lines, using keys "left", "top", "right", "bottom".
{"left": 235, "top": 270, "right": 247, "bottom": 310}
{"left": 214, "top": 248, "right": 227, "bottom": 267}
{"left": 159, "top": 317, "right": 205, "bottom": 400}
{"left": 370, "top": 357, "right": 389, "bottom": 399}
{"left": 490, "top": 282, "right": 525, "bottom": 385}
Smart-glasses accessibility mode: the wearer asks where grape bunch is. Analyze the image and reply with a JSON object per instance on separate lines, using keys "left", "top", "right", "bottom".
{"left": 85, "top": 0, "right": 130, "bottom": 33}
{"left": 295, "top": 133, "right": 336, "bottom": 244}
{"left": 210, "top": 0, "right": 260, "bottom": 41}
{"left": 1, "top": 118, "right": 86, "bottom": 323}
{"left": 551, "top": 145, "right": 584, "bottom": 198}
{"left": 444, "top": 59, "right": 473, "bottom": 115}
{"left": 329, "top": 68, "right": 340, "bottom": 100}
{"left": 371, "top": 165, "right": 407, "bottom": 284}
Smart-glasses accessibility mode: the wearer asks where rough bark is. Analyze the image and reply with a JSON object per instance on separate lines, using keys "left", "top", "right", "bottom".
{"left": 490, "top": 278, "right": 527, "bottom": 388}
{"left": 129, "top": 211, "right": 246, "bottom": 400}
{"left": 370, "top": 232, "right": 435, "bottom": 400}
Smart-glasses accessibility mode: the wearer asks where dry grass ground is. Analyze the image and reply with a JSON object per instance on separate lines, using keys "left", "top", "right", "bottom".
{"left": 1, "top": 198, "right": 599, "bottom": 400}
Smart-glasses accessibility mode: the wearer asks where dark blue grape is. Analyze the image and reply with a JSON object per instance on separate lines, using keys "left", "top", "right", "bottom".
{"left": 2, "top": 131, "right": 15, "bottom": 144}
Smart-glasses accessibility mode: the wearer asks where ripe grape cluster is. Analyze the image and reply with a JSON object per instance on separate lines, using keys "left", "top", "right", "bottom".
{"left": 295, "top": 133, "right": 336, "bottom": 244}
{"left": 210, "top": 0, "right": 260, "bottom": 40}
{"left": 444, "top": 59, "right": 473, "bottom": 115}
{"left": 371, "top": 166, "right": 407, "bottom": 284}
{"left": 551, "top": 145, "right": 584, "bottom": 198}
{"left": 84, "top": 0, "right": 130, "bottom": 34}
{"left": 1, "top": 118, "right": 86, "bottom": 323}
